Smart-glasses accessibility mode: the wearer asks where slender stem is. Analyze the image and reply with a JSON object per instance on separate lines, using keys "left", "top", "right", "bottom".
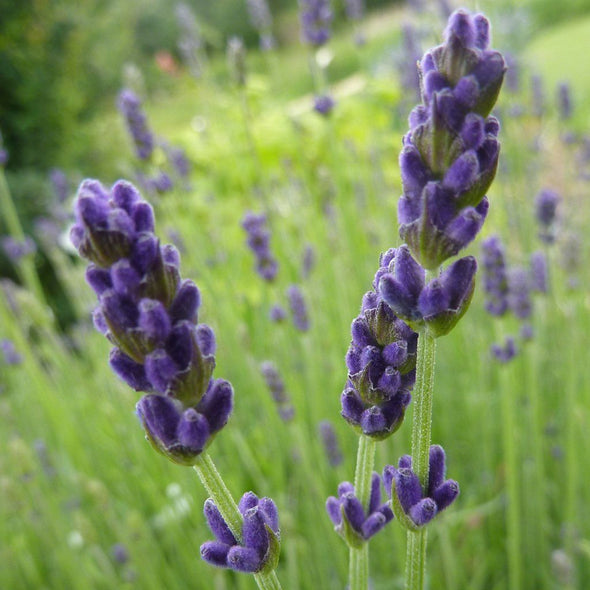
{"left": 193, "top": 452, "right": 283, "bottom": 590}
{"left": 349, "top": 434, "right": 377, "bottom": 590}
{"left": 405, "top": 329, "right": 437, "bottom": 590}
{"left": 0, "top": 168, "right": 47, "bottom": 307}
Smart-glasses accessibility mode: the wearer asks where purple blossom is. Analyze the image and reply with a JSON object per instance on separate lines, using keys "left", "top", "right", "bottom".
{"left": 507, "top": 267, "right": 532, "bottom": 320}
{"left": 299, "top": 0, "right": 333, "bottom": 47}
{"left": 49, "top": 168, "right": 69, "bottom": 203}
{"left": 535, "top": 189, "right": 560, "bottom": 244}
{"left": 260, "top": 361, "right": 294, "bottom": 422}
{"left": 491, "top": 336, "right": 517, "bottom": 363}
{"left": 200, "top": 492, "right": 280, "bottom": 574}
{"left": 287, "top": 285, "right": 310, "bottom": 332}
{"left": 1, "top": 338, "right": 22, "bottom": 365}
{"left": 557, "top": 82, "right": 573, "bottom": 120}
{"left": 0, "top": 149, "right": 7, "bottom": 166}
{"left": 319, "top": 420, "right": 343, "bottom": 467}
{"left": 302, "top": 244, "right": 316, "bottom": 279}
{"left": 378, "top": 246, "right": 477, "bottom": 338}
{"left": 269, "top": 304, "right": 287, "bottom": 323}
{"left": 242, "top": 212, "right": 278, "bottom": 282}
{"left": 110, "top": 543, "right": 129, "bottom": 565}
{"left": 326, "top": 473, "right": 394, "bottom": 545}
{"left": 398, "top": 10, "right": 505, "bottom": 270}
{"left": 71, "top": 179, "right": 232, "bottom": 465}
{"left": 384, "top": 445, "right": 459, "bottom": 529}
{"left": 530, "top": 250, "right": 548, "bottom": 293}
{"left": 313, "top": 95, "right": 335, "bottom": 116}
{"left": 341, "top": 250, "right": 417, "bottom": 439}
{"left": 117, "top": 89, "right": 154, "bottom": 161}
{"left": 1, "top": 236, "right": 37, "bottom": 263}
{"left": 481, "top": 235, "right": 509, "bottom": 316}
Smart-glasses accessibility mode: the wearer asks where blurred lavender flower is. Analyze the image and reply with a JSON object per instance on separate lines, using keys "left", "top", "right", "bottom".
{"left": 342, "top": 250, "right": 417, "bottom": 439}
{"left": 227, "top": 37, "right": 247, "bottom": 87}
{"left": 481, "top": 235, "right": 509, "bottom": 316}
{"left": 287, "top": 285, "right": 310, "bottom": 331}
{"left": 49, "top": 168, "right": 69, "bottom": 203}
{"left": 399, "top": 24, "right": 422, "bottom": 102}
{"left": 397, "top": 10, "right": 506, "bottom": 270}
{"left": 557, "top": 82, "right": 573, "bottom": 120}
{"left": 531, "top": 74, "right": 545, "bottom": 118}
{"left": 344, "top": 0, "right": 364, "bottom": 20}
{"left": 71, "top": 180, "right": 233, "bottom": 465}
{"left": 530, "top": 250, "right": 548, "bottom": 293}
{"left": 379, "top": 246, "right": 477, "bottom": 338}
{"left": 269, "top": 304, "right": 287, "bottom": 323}
{"left": 560, "top": 231, "right": 581, "bottom": 289}
{"left": 0, "top": 130, "right": 7, "bottom": 166}
{"left": 313, "top": 95, "right": 335, "bottom": 116}
{"left": 319, "top": 420, "right": 343, "bottom": 467}
{"left": 299, "top": 0, "right": 333, "bottom": 47}
{"left": 507, "top": 267, "right": 532, "bottom": 320}
{"left": 491, "top": 336, "right": 517, "bottom": 363}
{"left": 246, "top": 0, "right": 276, "bottom": 51}
{"left": 384, "top": 445, "right": 459, "bottom": 529}
{"left": 520, "top": 323, "right": 533, "bottom": 341}
{"left": 504, "top": 53, "right": 521, "bottom": 94}
{"left": 242, "top": 212, "right": 278, "bottom": 282}
{"left": 117, "top": 89, "right": 154, "bottom": 161}
{"left": 326, "top": 473, "right": 393, "bottom": 546}
{"left": 1, "top": 339, "right": 22, "bottom": 365}
{"left": 1, "top": 236, "right": 37, "bottom": 263}
{"left": 260, "top": 361, "right": 294, "bottom": 422}
{"left": 111, "top": 543, "right": 130, "bottom": 565}
{"left": 151, "top": 171, "right": 174, "bottom": 194}
{"left": 176, "top": 3, "right": 206, "bottom": 78}
{"left": 535, "top": 189, "right": 560, "bottom": 244}
{"left": 200, "top": 492, "right": 280, "bottom": 573}
{"left": 302, "top": 243, "right": 316, "bottom": 279}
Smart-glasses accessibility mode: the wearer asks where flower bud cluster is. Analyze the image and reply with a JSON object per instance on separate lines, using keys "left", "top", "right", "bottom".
{"left": 201, "top": 492, "right": 280, "bottom": 574}
{"left": 299, "top": 0, "right": 333, "bottom": 47}
{"left": 326, "top": 472, "right": 394, "bottom": 547}
{"left": 535, "top": 189, "right": 560, "bottom": 244}
{"left": 71, "top": 180, "right": 232, "bottom": 465}
{"left": 287, "top": 284, "right": 310, "bottom": 331}
{"left": 341, "top": 250, "right": 418, "bottom": 440}
{"left": 480, "top": 235, "right": 509, "bottom": 316}
{"left": 242, "top": 212, "right": 279, "bottom": 282}
{"left": 384, "top": 445, "right": 459, "bottom": 530}
{"left": 398, "top": 10, "right": 506, "bottom": 271}
{"left": 260, "top": 361, "right": 294, "bottom": 422}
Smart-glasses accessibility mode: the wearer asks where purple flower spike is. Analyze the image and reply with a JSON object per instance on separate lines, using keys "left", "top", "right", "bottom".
{"left": 530, "top": 251, "right": 548, "bottom": 293}
{"left": 287, "top": 285, "right": 310, "bottom": 332}
{"left": 491, "top": 336, "right": 517, "bottom": 363}
{"left": 314, "top": 95, "right": 335, "bottom": 116}
{"left": 200, "top": 492, "right": 280, "bottom": 575}
{"left": 72, "top": 179, "right": 234, "bottom": 464}
{"left": 379, "top": 247, "right": 477, "bottom": 337}
{"left": 299, "top": 0, "right": 333, "bottom": 47}
{"left": 397, "top": 10, "right": 505, "bottom": 269}
{"left": 535, "top": 189, "right": 560, "bottom": 244}
{"left": 242, "top": 211, "right": 279, "bottom": 282}
{"left": 260, "top": 361, "right": 294, "bottom": 422}
{"left": 117, "top": 89, "right": 154, "bottom": 161}
{"left": 385, "top": 444, "right": 459, "bottom": 530}
{"left": 326, "top": 473, "right": 393, "bottom": 548}
{"left": 481, "top": 235, "right": 509, "bottom": 316}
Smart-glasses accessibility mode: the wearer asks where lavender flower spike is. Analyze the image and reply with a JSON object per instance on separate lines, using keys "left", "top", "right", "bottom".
{"left": 299, "top": 0, "right": 333, "bottom": 47}
{"left": 326, "top": 473, "right": 394, "bottom": 548}
{"left": 117, "top": 89, "right": 154, "bottom": 161}
{"left": 535, "top": 189, "right": 560, "bottom": 244}
{"left": 398, "top": 9, "right": 506, "bottom": 270}
{"left": 287, "top": 285, "right": 310, "bottom": 332}
{"left": 242, "top": 212, "right": 278, "bottom": 282}
{"left": 72, "top": 179, "right": 233, "bottom": 465}
{"left": 200, "top": 492, "right": 280, "bottom": 574}
{"left": 342, "top": 250, "right": 418, "bottom": 439}
{"left": 481, "top": 235, "right": 509, "bottom": 316}
{"left": 383, "top": 445, "right": 459, "bottom": 530}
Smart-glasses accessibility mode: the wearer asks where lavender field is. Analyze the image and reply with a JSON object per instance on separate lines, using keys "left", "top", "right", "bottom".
{"left": 1, "top": 1, "right": 589, "bottom": 588}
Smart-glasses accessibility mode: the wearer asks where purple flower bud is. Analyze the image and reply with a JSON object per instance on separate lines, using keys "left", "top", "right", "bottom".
{"left": 1, "top": 338, "right": 22, "bottom": 365}
{"left": 314, "top": 95, "right": 335, "bottom": 116}
{"left": 530, "top": 251, "right": 548, "bottom": 293}
{"left": 269, "top": 304, "right": 287, "bottom": 323}
{"left": 242, "top": 211, "right": 279, "bottom": 282}
{"left": 118, "top": 89, "right": 154, "bottom": 161}
{"left": 557, "top": 82, "right": 573, "bottom": 120}
{"left": 261, "top": 361, "right": 294, "bottom": 422}
{"left": 535, "top": 189, "right": 560, "bottom": 243}
{"left": 491, "top": 336, "right": 517, "bottom": 363}
{"left": 299, "top": 0, "right": 333, "bottom": 47}
{"left": 287, "top": 285, "right": 310, "bottom": 331}
{"left": 507, "top": 267, "right": 532, "bottom": 320}
{"left": 318, "top": 420, "right": 343, "bottom": 467}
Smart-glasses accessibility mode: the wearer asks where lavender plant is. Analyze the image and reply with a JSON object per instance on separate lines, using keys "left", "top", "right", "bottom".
{"left": 71, "top": 179, "right": 282, "bottom": 589}
{"left": 242, "top": 211, "right": 279, "bottom": 282}
{"left": 375, "top": 10, "right": 505, "bottom": 589}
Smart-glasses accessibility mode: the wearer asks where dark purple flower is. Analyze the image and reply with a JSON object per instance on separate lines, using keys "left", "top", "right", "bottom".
{"left": 490, "top": 336, "right": 517, "bottom": 363}
{"left": 242, "top": 212, "right": 278, "bottom": 282}
{"left": 260, "top": 361, "right": 294, "bottom": 422}
{"left": 287, "top": 285, "right": 310, "bottom": 332}
{"left": 314, "top": 94, "right": 335, "bottom": 116}
{"left": 378, "top": 246, "right": 477, "bottom": 337}
{"left": 535, "top": 189, "right": 560, "bottom": 244}
{"left": 326, "top": 473, "right": 394, "bottom": 546}
{"left": 341, "top": 250, "right": 418, "bottom": 439}
{"left": 397, "top": 10, "right": 505, "bottom": 270}
{"left": 299, "top": 0, "right": 332, "bottom": 47}
{"left": 117, "top": 89, "right": 154, "bottom": 161}
{"left": 269, "top": 304, "right": 287, "bottom": 323}
{"left": 384, "top": 445, "right": 459, "bottom": 529}
{"left": 1, "top": 338, "right": 22, "bottom": 365}
{"left": 530, "top": 250, "right": 548, "bottom": 293}
{"left": 318, "top": 420, "right": 343, "bottom": 467}
{"left": 72, "top": 179, "right": 233, "bottom": 464}
{"left": 481, "top": 235, "right": 509, "bottom": 316}
{"left": 200, "top": 492, "right": 280, "bottom": 574}
{"left": 507, "top": 267, "right": 532, "bottom": 320}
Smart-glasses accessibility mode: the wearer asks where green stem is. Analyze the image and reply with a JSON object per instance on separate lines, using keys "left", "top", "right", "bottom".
{"left": 349, "top": 434, "right": 377, "bottom": 590}
{"left": 193, "top": 452, "right": 283, "bottom": 590}
{"left": 405, "top": 330, "right": 437, "bottom": 590}
{"left": 0, "top": 168, "right": 47, "bottom": 307}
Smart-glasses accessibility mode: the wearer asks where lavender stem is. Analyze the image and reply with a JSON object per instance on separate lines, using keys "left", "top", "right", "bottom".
{"left": 193, "top": 452, "right": 283, "bottom": 590}
{"left": 405, "top": 318, "right": 437, "bottom": 590}
{"left": 349, "top": 434, "right": 376, "bottom": 589}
